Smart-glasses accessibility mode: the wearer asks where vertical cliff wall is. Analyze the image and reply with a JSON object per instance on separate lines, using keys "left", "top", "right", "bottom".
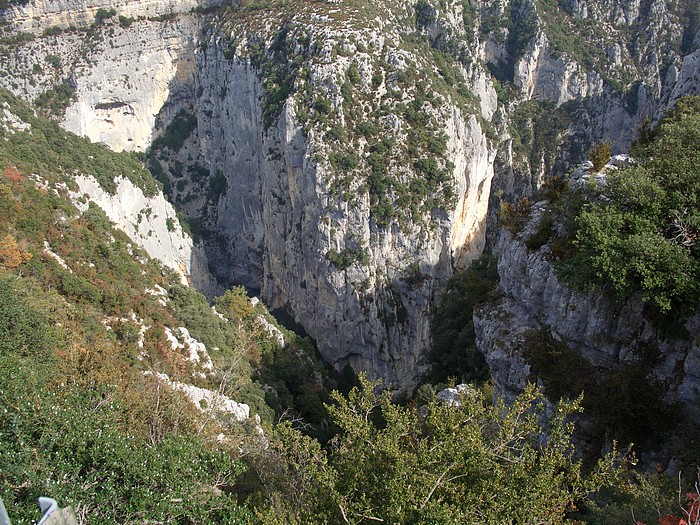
{"left": 1, "top": 0, "right": 698, "bottom": 392}
{"left": 156, "top": 3, "right": 498, "bottom": 391}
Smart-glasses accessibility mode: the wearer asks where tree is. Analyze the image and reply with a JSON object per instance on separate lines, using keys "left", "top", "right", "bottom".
{"left": 251, "top": 375, "right": 623, "bottom": 524}
{"left": 588, "top": 141, "right": 612, "bottom": 172}
{"left": 0, "top": 233, "right": 31, "bottom": 269}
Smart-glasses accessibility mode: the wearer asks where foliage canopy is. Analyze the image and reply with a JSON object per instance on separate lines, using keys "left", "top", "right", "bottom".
{"left": 250, "top": 374, "right": 624, "bottom": 524}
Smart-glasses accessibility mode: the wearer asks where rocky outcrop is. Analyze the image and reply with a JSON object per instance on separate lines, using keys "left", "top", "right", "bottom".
{"left": 69, "top": 174, "right": 215, "bottom": 293}
{"left": 1, "top": 0, "right": 220, "bottom": 33}
{"left": 147, "top": 371, "right": 251, "bottom": 422}
{"left": 474, "top": 202, "right": 700, "bottom": 424}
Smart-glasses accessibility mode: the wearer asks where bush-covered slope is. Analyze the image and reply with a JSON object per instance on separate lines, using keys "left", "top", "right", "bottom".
{"left": 0, "top": 88, "right": 343, "bottom": 523}
{"left": 558, "top": 95, "right": 700, "bottom": 318}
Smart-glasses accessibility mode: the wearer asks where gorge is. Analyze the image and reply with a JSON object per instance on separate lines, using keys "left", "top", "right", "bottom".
{"left": 1, "top": 0, "right": 699, "bottom": 398}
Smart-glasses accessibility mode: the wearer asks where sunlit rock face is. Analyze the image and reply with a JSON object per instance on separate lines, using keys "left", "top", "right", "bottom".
{"left": 69, "top": 174, "right": 215, "bottom": 294}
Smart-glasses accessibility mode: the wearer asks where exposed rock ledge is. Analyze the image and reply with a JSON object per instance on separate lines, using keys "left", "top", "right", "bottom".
{"left": 474, "top": 204, "right": 700, "bottom": 424}
{"left": 2, "top": 0, "right": 222, "bottom": 32}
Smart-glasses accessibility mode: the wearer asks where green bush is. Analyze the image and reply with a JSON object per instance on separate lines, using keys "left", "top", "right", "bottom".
{"left": 208, "top": 169, "right": 228, "bottom": 201}
{"left": 0, "top": 275, "right": 54, "bottom": 356}
{"left": 250, "top": 375, "right": 624, "bottom": 524}
{"left": 588, "top": 140, "right": 612, "bottom": 172}
{"left": 498, "top": 197, "right": 532, "bottom": 233}
{"left": 524, "top": 330, "right": 681, "bottom": 454}
{"left": 151, "top": 109, "right": 197, "bottom": 152}
{"left": 0, "top": 357, "right": 253, "bottom": 525}
{"left": 118, "top": 15, "right": 134, "bottom": 27}
{"left": 326, "top": 247, "right": 368, "bottom": 269}
{"left": 414, "top": 0, "right": 437, "bottom": 29}
{"left": 93, "top": 7, "right": 116, "bottom": 25}
{"left": 35, "top": 80, "right": 76, "bottom": 115}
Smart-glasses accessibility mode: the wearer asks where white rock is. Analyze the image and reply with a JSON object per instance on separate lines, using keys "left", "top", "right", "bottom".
{"left": 437, "top": 384, "right": 474, "bottom": 407}
{"left": 69, "top": 174, "right": 212, "bottom": 291}
{"left": 146, "top": 371, "right": 250, "bottom": 421}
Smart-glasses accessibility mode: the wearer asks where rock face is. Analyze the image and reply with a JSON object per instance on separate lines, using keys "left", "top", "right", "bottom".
{"left": 474, "top": 203, "right": 700, "bottom": 425}
{"left": 62, "top": 16, "right": 199, "bottom": 152}
{"left": 170, "top": 6, "right": 497, "bottom": 390}
{"left": 2, "top": 0, "right": 219, "bottom": 33}
{"left": 1, "top": 0, "right": 699, "bottom": 392}
{"left": 0, "top": 1, "right": 208, "bottom": 151}
{"left": 69, "top": 174, "right": 216, "bottom": 294}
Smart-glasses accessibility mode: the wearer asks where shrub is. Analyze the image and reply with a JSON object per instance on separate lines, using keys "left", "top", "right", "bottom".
{"left": 326, "top": 247, "right": 368, "bottom": 269}
{"left": 208, "top": 169, "right": 228, "bottom": 201}
{"left": 588, "top": 140, "right": 612, "bottom": 172}
{"left": 93, "top": 7, "right": 116, "bottom": 25}
{"left": 35, "top": 80, "right": 76, "bottom": 115}
{"left": 414, "top": 0, "right": 437, "bottom": 29}
{"left": 250, "top": 375, "right": 624, "bottom": 524}
{"left": 215, "top": 286, "right": 256, "bottom": 321}
{"left": 151, "top": 109, "right": 197, "bottom": 152}
{"left": 118, "top": 15, "right": 134, "bottom": 27}
{"left": 347, "top": 63, "right": 361, "bottom": 85}
{"left": 498, "top": 197, "right": 532, "bottom": 233}
{"left": 557, "top": 96, "right": 700, "bottom": 316}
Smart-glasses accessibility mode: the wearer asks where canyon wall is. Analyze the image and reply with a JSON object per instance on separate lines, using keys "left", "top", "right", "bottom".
{"left": 1, "top": 0, "right": 698, "bottom": 391}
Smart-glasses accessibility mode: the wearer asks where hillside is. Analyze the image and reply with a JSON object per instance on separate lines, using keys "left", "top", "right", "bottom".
{"left": 0, "top": 88, "right": 345, "bottom": 523}
{"left": 476, "top": 96, "right": 700, "bottom": 467}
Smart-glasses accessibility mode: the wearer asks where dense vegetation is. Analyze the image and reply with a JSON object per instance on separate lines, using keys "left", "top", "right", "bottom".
{"left": 428, "top": 253, "right": 498, "bottom": 385}
{"left": 0, "top": 0, "right": 699, "bottom": 518}
{"left": 499, "top": 97, "right": 700, "bottom": 477}
{"left": 0, "top": 83, "right": 699, "bottom": 523}
{"left": 248, "top": 375, "right": 626, "bottom": 524}
{"left": 557, "top": 96, "right": 700, "bottom": 317}
{"left": 0, "top": 90, "right": 159, "bottom": 196}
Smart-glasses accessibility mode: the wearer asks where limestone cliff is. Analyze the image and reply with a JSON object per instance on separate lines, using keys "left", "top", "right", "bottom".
{"left": 165, "top": 3, "right": 497, "bottom": 390}
{"left": 474, "top": 197, "right": 700, "bottom": 426}
{"left": 1, "top": 0, "right": 219, "bottom": 32}
{"left": 484, "top": 0, "right": 700, "bottom": 202}
{"left": 1, "top": 0, "right": 699, "bottom": 392}
{"left": 0, "top": 0, "right": 211, "bottom": 151}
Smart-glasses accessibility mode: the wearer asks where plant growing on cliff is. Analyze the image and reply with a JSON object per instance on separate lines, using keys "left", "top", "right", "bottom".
{"left": 558, "top": 96, "right": 700, "bottom": 316}
{"left": 35, "top": 80, "right": 76, "bottom": 116}
{"left": 588, "top": 140, "right": 612, "bottom": 172}
{"left": 93, "top": 7, "right": 117, "bottom": 26}
{"left": 523, "top": 330, "right": 680, "bottom": 454}
{"left": 151, "top": 109, "right": 197, "bottom": 152}
{"left": 0, "top": 89, "right": 159, "bottom": 196}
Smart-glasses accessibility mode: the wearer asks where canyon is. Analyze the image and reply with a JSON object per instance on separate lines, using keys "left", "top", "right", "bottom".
{"left": 1, "top": 0, "right": 698, "bottom": 397}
